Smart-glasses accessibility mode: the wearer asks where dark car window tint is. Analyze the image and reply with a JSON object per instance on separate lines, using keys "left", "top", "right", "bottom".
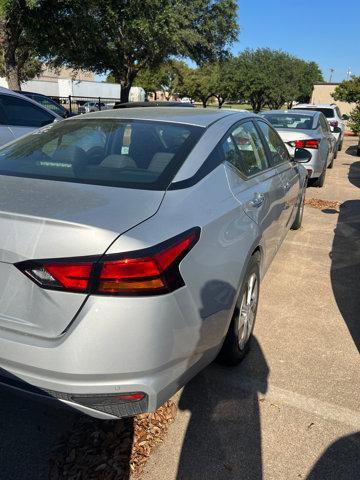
{"left": 297, "top": 107, "right": 334, "bottom": 118}
{"left": 0, "top": 94, "right": 55, "bottom": 127}
{"left": 222, "top": 121, "right": 268, "bottom": 177}
{"left": 0, "top": 119, "right": 203, "bottom": 190}
{"left": 257, "top": 121, "right": 290, "bottom": 166}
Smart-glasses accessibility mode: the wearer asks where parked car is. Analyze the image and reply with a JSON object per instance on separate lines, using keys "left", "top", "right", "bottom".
{"left": 113, "top": 101, "right": 194, "bottom": 109}
{"left": 78, "top": 101, "right": 107, "bottom": 114}
{"left": 0, "top": 87, "right": 61, "bottom": 147}
{"left": 15, "top": 91, "right": 72, "bottom": 118}
{"left": 357, "top": 137, "right": 360, "bottom": 156}
{"left": 261, "top": 110, "right": 337, "bottom": 187}
{"left": 292, "top": 103, "right": 347, "bottom": 151}
{"left": 0, "top": 108, "right": 307, "bottom": 419}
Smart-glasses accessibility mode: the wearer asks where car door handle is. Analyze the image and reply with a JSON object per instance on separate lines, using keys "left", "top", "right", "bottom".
{"left": 248, "top": 193, "right": 265, "bottom": 208}
{"left": 283, "top": 182, "right": 290, "bottom": 191}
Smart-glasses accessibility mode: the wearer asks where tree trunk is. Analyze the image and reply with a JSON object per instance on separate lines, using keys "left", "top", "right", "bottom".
{"left": 202, "top": 98, "right": 207, "bottom": 108}
{"left": 120, "top": 84, "right": 131, "bottom": 103}
{"left": 6, "top": 67, "right": 21, "bottom": 90}
{"left": 217, "top": 96, "right": 226, "bottom": 109}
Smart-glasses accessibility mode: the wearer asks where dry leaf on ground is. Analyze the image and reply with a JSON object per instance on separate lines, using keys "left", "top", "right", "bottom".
{"left": 49, "top": 400, "right": 177, "bottom": 479}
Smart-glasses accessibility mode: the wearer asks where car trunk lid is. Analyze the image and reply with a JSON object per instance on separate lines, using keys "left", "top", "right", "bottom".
{"left": 0, "top": 175, "right": 164, "bottom": 337}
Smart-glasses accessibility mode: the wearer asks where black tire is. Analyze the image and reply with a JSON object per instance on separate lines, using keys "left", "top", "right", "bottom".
{"left": 338, "top": 140, "right": 343, "bottom": 151}
{"left": 313, "top": 167, "right": 326, "bottom": 187}
{"left": 328, "top": 155, "right": 334, "bottom": 169}
{"left": 217, "top": 253, "right": 260, "bottom": 366}
{"left": 291, "top": 181, "right": 306, "bottom": 230}
{"left": 357, "top": 147, "right": 360, "bottom": 157}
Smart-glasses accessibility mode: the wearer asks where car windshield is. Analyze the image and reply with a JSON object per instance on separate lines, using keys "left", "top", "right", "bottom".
{"left": 0, "top": 119, "right": 203, "bottom": 190}
{"left": 262, "top": 114, "right": 315, "bottom": 130}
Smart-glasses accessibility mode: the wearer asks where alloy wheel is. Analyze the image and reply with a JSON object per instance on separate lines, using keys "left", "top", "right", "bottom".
{"left": 236, "top": 272, "right": 259, "bottom": 350}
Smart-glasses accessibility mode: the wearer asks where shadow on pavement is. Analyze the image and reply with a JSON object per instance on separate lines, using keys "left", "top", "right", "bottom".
{"left": 345, "top": 144, "right": 360, "bottom": 157}
{"left": 177, "top": 337, "right": 269, "bottom": 480}
{"left": 306, "top": 432, "right": 360, "bottom": 479}
{"left": 330, "top": 161, "right": 360, "bottom": 352}
{"left": 0, "top": 385, "right": 134, "bottom": 479}
{"left": 0, "top": 386, "right": 78, "bottom": 479}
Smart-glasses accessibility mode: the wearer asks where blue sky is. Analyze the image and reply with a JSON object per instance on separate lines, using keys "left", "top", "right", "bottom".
{"left": 96, "top": 0, "right": 359, "bottom": 83}
{"left": 235, "top": 0, "right": 359, "bottom": 82}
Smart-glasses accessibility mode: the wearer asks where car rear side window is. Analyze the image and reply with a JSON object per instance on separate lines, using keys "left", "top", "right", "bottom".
{"left": 256, "top": 121, "right": 290, "bottom": 166}
{"left": 0, "top": 94, "right": 55, "bottom": 127}
{"left": 0, "top": 119, "right": 203, "bottom": 190}
{"left": 222, "top": 121, "right": 269, "bottom": 177}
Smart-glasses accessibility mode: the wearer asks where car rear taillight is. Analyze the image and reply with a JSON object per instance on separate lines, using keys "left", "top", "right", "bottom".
{"left": 329, "top": 120, "right": 338, "bottom": 128}
{"left": 289, "top": 139, "right": 320, "bottom": 149}
{"left": 16, "top": 228, "right": 200, "bottom": 296}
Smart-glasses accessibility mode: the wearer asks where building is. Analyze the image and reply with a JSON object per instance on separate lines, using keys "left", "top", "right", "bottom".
{"left": 311, "top": 83, "right": 356, "bottom": 115}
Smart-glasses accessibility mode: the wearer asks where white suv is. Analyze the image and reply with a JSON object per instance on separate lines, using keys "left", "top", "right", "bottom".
{"left": 293, "top": 104, "right": 347, "bottom": 151}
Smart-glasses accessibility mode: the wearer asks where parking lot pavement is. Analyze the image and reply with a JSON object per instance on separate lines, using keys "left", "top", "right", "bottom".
{"left": 0, "top": 139, "right": 358, "bottom": 480}
{"left": 141, "top": 136, "right": 360, "bottom": 480}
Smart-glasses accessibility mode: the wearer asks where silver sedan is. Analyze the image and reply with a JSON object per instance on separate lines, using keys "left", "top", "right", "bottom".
{"left": 0, "top": 108, "right": 307, "bottom": 419}
{"left": 261, "top": 110, "right": 337, "bottom": 187}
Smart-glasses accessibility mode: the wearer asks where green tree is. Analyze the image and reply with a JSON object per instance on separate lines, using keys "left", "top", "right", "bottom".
{"left": 295, "top": 61, "right": 323, "bottom": 104}
{"left": 210, "top": 59, "right": 238, "bottom": 108}
{"left": 0, "top": 0, "right": 42, "bottom": 90}
{"left": 348, "top": 105, "right": 360, "bottom": 135}
{"left": 134, "top": 61, "right": 189, "bottom": 100}
{"left": 41, "top": 0, "right": 239, "bottom": 102}
{"left": 332, "top": 76, "right": 360, "bottom": 104}
{"left": 332, "top": 76, "right": 360, "bottom": 135}
{"left": 181, "top": 64, "right": 215, "bottom": 107}
{"left": 233, "top": 49, "right": 322, "bottom": 111}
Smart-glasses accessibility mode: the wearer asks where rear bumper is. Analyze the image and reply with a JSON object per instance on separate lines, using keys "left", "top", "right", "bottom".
{"left": 0, "top": 288, "right": 228, "bottom": 419}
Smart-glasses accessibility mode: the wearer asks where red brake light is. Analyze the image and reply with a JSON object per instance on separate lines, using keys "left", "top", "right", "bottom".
{"left": 98, "top": 230, "right": 199, "bottom": 293}
{"left": 44, "top": 263, "right": 92, "bottom": 291}
{"left": 294, "top": 139, "right": 320, "bottom": 149}
{"left": 16, "top": 228, "right": 200, "bottom": 296}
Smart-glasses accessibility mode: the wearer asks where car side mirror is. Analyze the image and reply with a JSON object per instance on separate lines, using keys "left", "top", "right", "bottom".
{"left": 333, "top": 126, "right": 341, "bottom": 134}
{"left": 342, "top": 114, "right": 349, "bottom": 121}
{"left": 293, "top": 147, "right": 312, "bottom": 163}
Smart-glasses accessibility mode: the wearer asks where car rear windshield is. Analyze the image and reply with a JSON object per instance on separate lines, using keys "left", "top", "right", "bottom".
{"left": 262, "top": 114, "right": 315, "bottom": 130}
{"left": 0, "top": 119, "right": 203, "bottom": 190}
{"left": 298, "top": 107, "right": 334, "bottom": 118}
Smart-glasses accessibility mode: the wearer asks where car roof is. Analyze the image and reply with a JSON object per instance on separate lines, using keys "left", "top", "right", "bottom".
{"left": 294, "top": 104, "right": 336, "bottom": 109}
{"left": 77, "top": 107, "right": 254, "bottom": 127}
{"left": 262, "top": 109, "right": 320, "bottom": 117}
{"left": 113, "top": 101, "right": 194, "bottom": 109}
{"left": 0, "top": 86, "right": 61, "bottom": 117}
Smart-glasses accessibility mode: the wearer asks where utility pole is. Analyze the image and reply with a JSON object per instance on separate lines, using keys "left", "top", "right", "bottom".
{"left": 329, "top": 68, "right": 335, "bottom": 83}
{"left": 346, "top": 67, "right": 352, "bottom": 80}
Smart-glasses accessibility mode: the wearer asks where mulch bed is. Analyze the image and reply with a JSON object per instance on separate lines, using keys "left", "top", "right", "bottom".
{"left": 49, "top": 400, "right": 177, "bottom": 479}
{"left": 305, "top": 198, "right": 341, "bottom": 210}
